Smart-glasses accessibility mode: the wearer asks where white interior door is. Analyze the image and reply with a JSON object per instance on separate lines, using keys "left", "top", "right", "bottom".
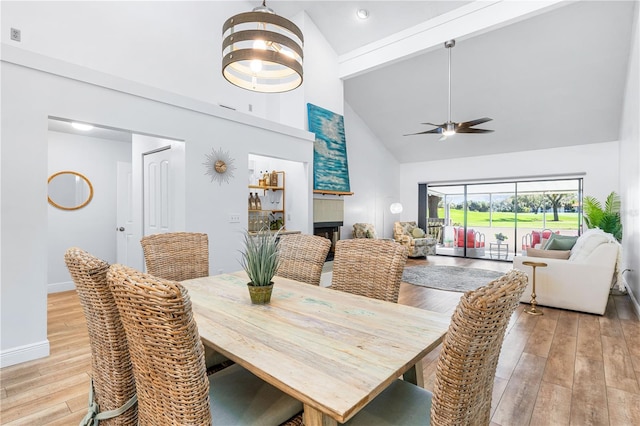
{"left": 143, "top": 147, "right": 172, "bottom": 237}
{"left": 116, "top": 161, "right": 140, "bottom": 268}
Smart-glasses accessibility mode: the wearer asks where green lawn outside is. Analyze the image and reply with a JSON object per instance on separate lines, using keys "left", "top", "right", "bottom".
{"left": 437, "top": 208, "right": 579, "bottom": 230}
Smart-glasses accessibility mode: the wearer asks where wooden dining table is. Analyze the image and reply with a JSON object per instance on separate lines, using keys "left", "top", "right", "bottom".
{"left": 182, "top": 271, "right": 450, "bottom": 426}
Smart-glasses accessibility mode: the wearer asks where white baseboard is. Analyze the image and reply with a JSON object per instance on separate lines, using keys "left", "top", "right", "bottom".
{"left": 48, "top": 280, "right": 75, "bottom": 294}
{"left": 0, "top": 340, "right": 50, "bottom": 368}
{"left": 625, "top": 282, "right": 640, "bottom": 320}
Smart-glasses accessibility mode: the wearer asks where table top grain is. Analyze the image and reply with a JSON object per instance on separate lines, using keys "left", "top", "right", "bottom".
{"left": 182, "top": 272, "right": 450, "bottom": 423}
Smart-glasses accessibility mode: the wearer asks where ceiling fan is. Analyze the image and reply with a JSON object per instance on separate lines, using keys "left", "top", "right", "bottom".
{"left": 405, "top": 39, "right": 493, "bottom": 141}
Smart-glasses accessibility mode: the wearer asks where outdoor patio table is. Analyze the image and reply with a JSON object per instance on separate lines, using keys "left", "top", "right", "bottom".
{"left": 182, "top": 271, "right": 450, "bottom": 426}
{"left": 490, "top": 242, "right": 509, "bottom": 259}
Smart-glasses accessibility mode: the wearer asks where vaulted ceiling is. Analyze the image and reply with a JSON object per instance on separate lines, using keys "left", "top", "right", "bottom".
{"left": 272, "top": 1, "right": 636, "bottom": 163}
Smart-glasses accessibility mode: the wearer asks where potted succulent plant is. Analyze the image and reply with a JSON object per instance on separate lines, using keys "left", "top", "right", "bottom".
{"left": 239, "top": 227, "right": 281, "bottom": 304}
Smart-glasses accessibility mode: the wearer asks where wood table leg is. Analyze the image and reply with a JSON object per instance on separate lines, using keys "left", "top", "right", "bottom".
{"left": 402, "top": 358, "right": 425, "bottom": 387}
{"left": 303, "top": 404, "right": 338, "bottom": 426}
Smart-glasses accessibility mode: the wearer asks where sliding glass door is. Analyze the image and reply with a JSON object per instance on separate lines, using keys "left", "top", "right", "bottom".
{"left": 420, "top": 178, "right": 582, "bottom": 261}
{"left": 515, "top": 180, "right": 582, "bottom": 254}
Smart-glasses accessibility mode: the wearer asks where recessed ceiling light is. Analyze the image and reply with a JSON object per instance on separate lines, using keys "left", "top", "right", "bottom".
{"left": 71, "top": 122, "right": 94, "bottom": 131}
{"left": 356, "top": 8, "right": 369, "bottom": 20}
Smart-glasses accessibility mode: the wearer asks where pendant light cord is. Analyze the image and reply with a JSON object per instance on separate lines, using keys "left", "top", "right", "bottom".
{"left": 447, "top": 42, "right": 452, "bottom": 124}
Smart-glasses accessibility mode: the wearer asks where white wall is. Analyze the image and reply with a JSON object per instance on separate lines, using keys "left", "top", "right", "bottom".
{"left": 342, "top": 103, "right": 401, "bottom": 240}
{"left": 619, "top": 2, "right": 639, "bottom": 312}
{"left": 399, "top": 142, "right": 620, "bottom": 224}
{"left": 0, "top": 1, "right": 290, "bottom": 124}
{"left": 1, "top": 0, "right": 351, "bottom": 366}
{"left": 299, "top": 12, "right": 344, "bottom": 118}
{"left": 47, "top": 131, "right": 130, "bottom": 292}
{"left": 0, "top": 52, "right": 314, "bottom": 366}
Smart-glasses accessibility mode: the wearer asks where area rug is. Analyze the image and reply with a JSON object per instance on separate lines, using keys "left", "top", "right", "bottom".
{"left": 402, "top": 265, "right": 504, "bottom": 293}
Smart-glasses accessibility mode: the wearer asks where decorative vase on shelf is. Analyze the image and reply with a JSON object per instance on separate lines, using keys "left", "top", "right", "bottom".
{"left": 240, "top": 228, "right": 280, "bottom": 305}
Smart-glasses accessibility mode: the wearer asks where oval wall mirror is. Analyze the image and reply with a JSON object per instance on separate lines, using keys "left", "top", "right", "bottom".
{"left": 48, "top": 171, "right": 94, "bottom": 210}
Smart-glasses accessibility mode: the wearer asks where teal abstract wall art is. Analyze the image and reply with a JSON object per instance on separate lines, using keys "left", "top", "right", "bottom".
{"left": 307, "top": 103, "right": 352, "bottom": 194}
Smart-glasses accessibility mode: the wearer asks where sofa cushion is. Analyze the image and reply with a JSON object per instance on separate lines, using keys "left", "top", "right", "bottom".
{"left": 531, "top": 230, "right": 557, "bottom": 247}
{"left": 570, "top": 229, "right": 617, "bottom": 262}
{"left": 526, "top": 247, "right": 571, "bottom": 259}
{"left": 411, "top": 227, "right": 425, "bottom": 238}
{"left": 543, "top": 234, "right": 578, "bottom": 251}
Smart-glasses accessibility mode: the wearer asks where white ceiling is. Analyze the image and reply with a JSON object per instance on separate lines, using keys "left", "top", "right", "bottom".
{"left": 273, "top": 0, "right": 636, "bottom": 163}
{"left": 46, "top": 1, "right": 636, "bottom": 164}
{"left": 271, "top": 1, "right": 472, "bottom": 55}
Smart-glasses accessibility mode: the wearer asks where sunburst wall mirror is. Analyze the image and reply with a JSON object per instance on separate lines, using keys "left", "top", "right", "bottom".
{"left": 204, "top": 147, "right": 236, "bottom": 185}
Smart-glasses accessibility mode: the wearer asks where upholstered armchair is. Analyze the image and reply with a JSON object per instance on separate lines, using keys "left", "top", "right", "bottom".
{"left": 393, "top": 221, "right": 437, "bottom": 258}
{"left": 352, "top": 223, "right": 378, "bottom": 239}
{"left": 427, "top": 220, "right": 444, "bottom": 244}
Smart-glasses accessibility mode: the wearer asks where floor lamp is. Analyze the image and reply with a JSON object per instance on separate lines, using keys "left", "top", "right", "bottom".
{"left": 387, "top": 203, "right": 403, "bottom": 239}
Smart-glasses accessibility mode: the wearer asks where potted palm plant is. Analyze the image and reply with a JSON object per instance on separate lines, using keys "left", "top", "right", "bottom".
{"left": 583, "top": 191, "right": 622, "bottom": 242}
{"left": 239, "top": 227, "right": 280, "bottom": 304}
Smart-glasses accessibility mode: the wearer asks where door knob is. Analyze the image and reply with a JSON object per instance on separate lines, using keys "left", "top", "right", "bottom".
{"left": 117, "top": 227, "right": 125, "bottom": 232}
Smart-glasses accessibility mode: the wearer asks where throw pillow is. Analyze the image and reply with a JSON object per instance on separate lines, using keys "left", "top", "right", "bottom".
{"left": 569, "top": 229, "right": 616, "bottom": 262}
{"left": 526, "top": 247, "right": 571, "bottom": 259}
{"left": 365, "top": 230, "right": 374, "bottom": 238}
{"left": 542, "top": 234, "right": 578, "bottom": 251}
{"left": 411, "top": 227, "right": 425, "bottom": 238}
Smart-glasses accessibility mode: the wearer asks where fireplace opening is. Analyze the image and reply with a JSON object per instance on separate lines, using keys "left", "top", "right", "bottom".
{"left": 313, "top": 222, "right": 342, "bottom": 262}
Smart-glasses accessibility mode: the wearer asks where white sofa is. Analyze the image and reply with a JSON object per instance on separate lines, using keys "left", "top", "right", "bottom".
{"left": 513, "top": 231, "right": 619, "bottom": 315}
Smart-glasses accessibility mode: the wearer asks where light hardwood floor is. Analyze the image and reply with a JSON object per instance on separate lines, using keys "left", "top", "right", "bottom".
{"left": 1, "top": 256, "right": 639, "bottom": 425}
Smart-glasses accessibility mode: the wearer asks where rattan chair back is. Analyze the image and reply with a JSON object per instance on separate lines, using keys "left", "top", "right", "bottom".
{"left": 107, "top": 264, "right": 211, "bottom": 425}
{"left": 276, "top": 234, "right": 331, "bottom": 286}
{"left": 431, "top": 269, "right": 529, "bottom": 425}
{"left": 64, "top": 248, "right": 137, "bottom": 426}
{"left": 140, "top": 232, "right": 209, "bottom": 281}
{"left": 331, "top": 239, "right": 408, "bottom": 303}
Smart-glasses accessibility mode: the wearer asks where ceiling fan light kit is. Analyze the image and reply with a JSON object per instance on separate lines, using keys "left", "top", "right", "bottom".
{"left": 222, "top": 1, "right": 304, "bottom": 93}
{"left": 406, "top": 39, "right": 493, "bottom": 140}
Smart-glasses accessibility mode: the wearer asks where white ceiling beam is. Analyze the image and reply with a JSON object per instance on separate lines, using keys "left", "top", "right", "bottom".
{"left": 338, "top": 0, "right": 572, "bottom": 79}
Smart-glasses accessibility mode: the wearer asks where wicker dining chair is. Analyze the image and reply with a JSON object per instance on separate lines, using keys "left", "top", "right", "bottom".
{"left": 331, "top": 239, "right": 408, "bottom": 303}
{"left": 276, "top": 234, "right": 331, "bottom": 286}
{"left": 343, "top": 269, "right": 529, "bottom": 425}
{"left": 140, "top": 231, "right": 228, "bottom": 369}
{"left": 140, "top": 232, "right": 209, "bottom": 281}
{"left": 64, "top": 248, "right": 137, "bottom": 426}
{"left": 107, "top": 264, "right": 303, "bottom": 425}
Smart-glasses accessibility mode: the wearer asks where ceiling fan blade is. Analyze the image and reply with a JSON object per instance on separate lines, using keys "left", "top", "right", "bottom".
{"left": 458, "top": 117, "right": 493, "bottom": 128}
{"left": 420, "top": 122, "right": 445, "bottom": 127}
{"left": 456, "top": 127, "right": 494, "bottom": 134}
{"left": 404, "top": 127, "right": 443, "bottom": 136}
